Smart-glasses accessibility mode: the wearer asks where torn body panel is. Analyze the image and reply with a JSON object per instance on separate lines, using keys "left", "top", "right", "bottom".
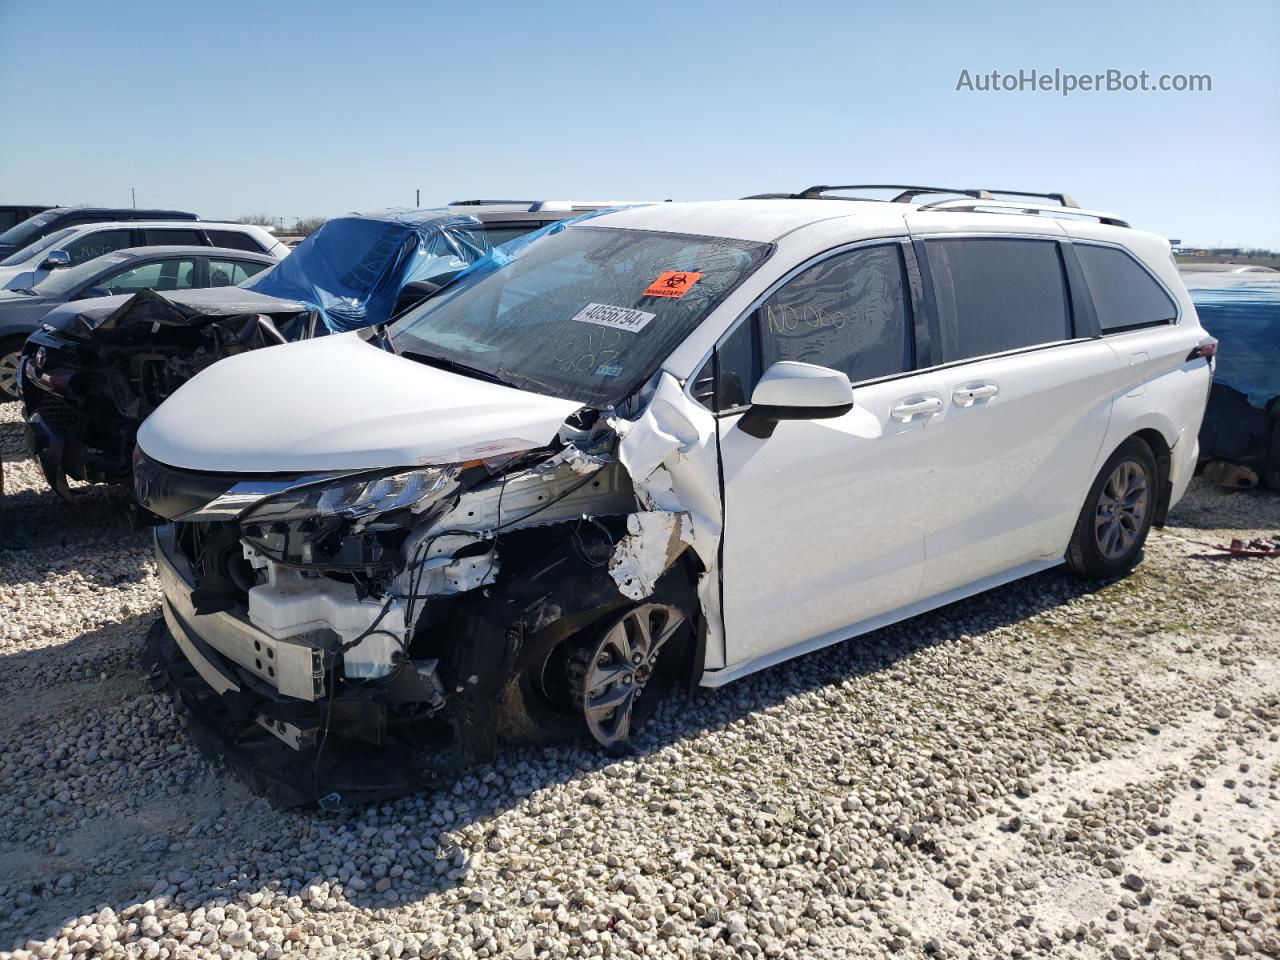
{"left": 610, "top": 371, "right": 727, "bottom": 669}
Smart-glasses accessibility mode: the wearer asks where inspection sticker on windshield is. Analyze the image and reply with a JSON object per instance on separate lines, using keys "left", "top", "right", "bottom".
{"left": 572, "top": 302, "right": 656, "bottom": 333}
{"left": 643, "top": 271, "right": 701, "bottom": 299}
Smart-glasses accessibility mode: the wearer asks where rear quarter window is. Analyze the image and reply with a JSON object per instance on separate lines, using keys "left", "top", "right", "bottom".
{"left": 206, "top": 229, "right": 269, "bottom": 253}
{"left": 1076, "top": 244, "right": 1178, "bottom": 333}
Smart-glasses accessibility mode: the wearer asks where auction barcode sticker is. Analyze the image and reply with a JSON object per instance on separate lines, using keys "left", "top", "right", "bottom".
{"left": 571, "top": 302, "right": 656, "bottom": 333}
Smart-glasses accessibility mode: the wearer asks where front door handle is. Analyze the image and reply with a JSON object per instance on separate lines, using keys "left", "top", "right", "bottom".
{"left": 952, "top": 381, "right": 999, "bottom": 407}
{"left": 890, "top": 396, "right": 943, "bottom": 421}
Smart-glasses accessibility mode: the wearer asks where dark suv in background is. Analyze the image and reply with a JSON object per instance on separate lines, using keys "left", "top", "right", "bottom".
{"left": 0, "top": 204, "right": 52, "bottom": 232}
{"left": 0, "top": 206, "right": 199, "bottom": 258}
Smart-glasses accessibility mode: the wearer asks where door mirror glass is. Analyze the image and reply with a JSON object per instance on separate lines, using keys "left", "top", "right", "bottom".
{"left": 739, "top": 361, "right": 854, "bottom": 438}
{"left": 41, "top": 249, "right": 71, "bottom": 269}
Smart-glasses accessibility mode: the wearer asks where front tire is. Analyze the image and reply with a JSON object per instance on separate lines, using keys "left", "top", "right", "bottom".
{"left": 496, "top": 585, "right": 694, "bottom": 749}
{"left": 0, "top": 337, "right": 26, "bottom": 401}
{"left": 1066, "top": 436, "right": 1157, "bottom": 579}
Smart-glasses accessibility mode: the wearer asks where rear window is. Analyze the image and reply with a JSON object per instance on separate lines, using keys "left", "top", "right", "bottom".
{"left": 925, "top": 238, "right": 1071, "bottom": 361}
{"left": 206, "top": 229, "right": 268, "bottom": 253}
{"left": 1076, "top": 244, "right": 1177, "bottom": 332}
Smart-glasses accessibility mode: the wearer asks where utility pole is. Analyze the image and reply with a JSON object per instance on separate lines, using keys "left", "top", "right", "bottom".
{"left": 415, "top": 189, "right": 420, "bottom": 208}
{"left": 131, "top": 187, "right": 136, "bottom": 209}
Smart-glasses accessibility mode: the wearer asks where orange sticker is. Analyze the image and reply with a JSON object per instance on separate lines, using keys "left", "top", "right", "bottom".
{"left": 643, "top": 271, "right": 702, "bottom": 299}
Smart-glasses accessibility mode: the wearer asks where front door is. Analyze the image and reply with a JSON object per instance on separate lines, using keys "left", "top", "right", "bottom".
{"left": 711, "top": 241, "right": 938, "bottom": 669}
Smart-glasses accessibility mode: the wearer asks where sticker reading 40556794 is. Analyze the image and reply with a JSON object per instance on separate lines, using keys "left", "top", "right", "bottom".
{"left": 571, "top": 302, "right": 656, "bottom": 333}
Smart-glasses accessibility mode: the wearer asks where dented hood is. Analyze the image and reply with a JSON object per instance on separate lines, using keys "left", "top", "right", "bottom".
{"left": 137, "top": 333, "right": 583, "bottom": 473}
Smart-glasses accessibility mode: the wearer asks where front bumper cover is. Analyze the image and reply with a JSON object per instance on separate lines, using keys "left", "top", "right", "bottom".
{"left": 145, "top": 527, "right": 476, "bottom": 808}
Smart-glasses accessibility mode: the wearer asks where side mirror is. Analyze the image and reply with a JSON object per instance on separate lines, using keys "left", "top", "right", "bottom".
{"left": 738, "top": 361, "right": 853, "bottom": 439}
{"left": 42, "top": 250, "right": 72, "bottom": 270}
{"left": 75, "top": 286, "right": 112, "bottom": 300}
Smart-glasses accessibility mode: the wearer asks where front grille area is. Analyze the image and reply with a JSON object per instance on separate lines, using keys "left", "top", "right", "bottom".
{"left": 27, "top": 387, "right": 83, "bottom": 434}
{"left": 133, "top": 452, "right": 240, "bottom": 521}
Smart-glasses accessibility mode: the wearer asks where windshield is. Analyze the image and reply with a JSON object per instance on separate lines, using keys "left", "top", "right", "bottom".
{"left": 0, "top": 212, "right": 57, "bottom": 248}
{"left": 0, "top": 226, "right": 78, "bottom": 267}
{"left": 31, "top": 252, "right": 132, "bottom": 297}
{"left": 389, "top": 225, "right": 771, "bottom": 406}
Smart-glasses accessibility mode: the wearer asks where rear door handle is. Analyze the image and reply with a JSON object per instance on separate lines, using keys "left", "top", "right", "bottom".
{"left": 951, "top": 381, "right": 999, "bottom": 407}
{"left": 890, "top": 396, "right": 943, "bottom": 421}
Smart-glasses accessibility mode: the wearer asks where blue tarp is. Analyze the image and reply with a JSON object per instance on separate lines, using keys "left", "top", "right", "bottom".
{"left": 1185, "top": 272, "right": 1280, "bottom": 409}
{"left": 1184, "top": 270, "right": 1280, "bottom": 467}
{"left": 246, "top": 210, "right": 493, "bottom": 333}
{"left": 435, "top": 207, "right": 622, "bottom": 290}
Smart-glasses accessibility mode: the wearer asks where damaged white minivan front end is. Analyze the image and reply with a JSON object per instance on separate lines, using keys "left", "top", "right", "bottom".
{"left": 134, "top": 218, "right": 768, "bottom": 805}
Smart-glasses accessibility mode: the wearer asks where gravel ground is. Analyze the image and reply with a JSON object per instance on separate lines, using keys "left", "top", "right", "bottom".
{"left": 1, "top": 401, "right": 1278, "bottom": 960}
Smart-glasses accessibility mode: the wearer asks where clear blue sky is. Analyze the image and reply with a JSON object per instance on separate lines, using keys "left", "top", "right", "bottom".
{"left": 2, "top": 0, "right": 1277, "bottom": 247}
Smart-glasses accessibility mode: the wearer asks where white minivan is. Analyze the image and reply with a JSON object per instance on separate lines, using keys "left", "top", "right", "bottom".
{"left": 132, "top": 188, "right": 1214, "bottom": 802}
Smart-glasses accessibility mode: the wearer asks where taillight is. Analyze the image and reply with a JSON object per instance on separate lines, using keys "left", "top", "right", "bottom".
{"left": 1187, "top": 337, "right": 1217, "bottom": 362}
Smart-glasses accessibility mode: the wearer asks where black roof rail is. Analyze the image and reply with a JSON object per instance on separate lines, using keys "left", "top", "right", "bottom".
{"left": 447, "top": 199, "right": 539, "bottom": 207}
{"left": 796, "top": 184, "right": 993, "bottom": 203}
{"left": 749, "top": 185, "right": 1081, "bottom": 208}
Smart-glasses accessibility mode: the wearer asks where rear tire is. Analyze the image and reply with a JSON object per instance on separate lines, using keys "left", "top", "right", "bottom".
{"left": 1066, "top": 437, "right": 1158, "bottom": 579}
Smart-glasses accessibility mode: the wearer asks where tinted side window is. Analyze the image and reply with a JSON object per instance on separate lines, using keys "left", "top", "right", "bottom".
{"left": 101, "top": 258, "right": 198, "bottom": 295}
{"left": 206, "top": 229, "right": 267, "bottom": 253}
{"left": 696, "top": 244, "right": 912, "bottom": 411}
{"left": 1076, "top": 244, "right": 1177, "bottom": 332}
{"left": 760, "top": 245, "right": 910, "bottom": 381}
{"left": 208, "top": 258, "right": 268, "bottom": 286}
{"left": 63, "top": 229, "right": 133, "bottom": 265}
{"left": 144, "top": 228, "right": 204, "bottom": 246}
{"left": 926, "top": 238, "right": 1071, "bottom": 361}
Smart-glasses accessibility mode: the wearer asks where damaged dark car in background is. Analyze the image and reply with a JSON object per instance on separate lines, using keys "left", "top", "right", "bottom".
{"left": 19, "top": 202, "right": 627, "bottom": 499}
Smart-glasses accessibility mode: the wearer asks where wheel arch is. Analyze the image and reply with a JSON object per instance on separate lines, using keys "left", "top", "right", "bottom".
{"left": 1131, "top": 427, "right": 1173, "bottom": 527}
{"left": 1100, "top": 409, "right": 1178, "bottom": 529}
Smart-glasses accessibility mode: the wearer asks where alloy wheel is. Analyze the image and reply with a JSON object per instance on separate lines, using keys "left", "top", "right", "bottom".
{"left": 1095, "top": 459, "right": 1149, "bottom": 561}
{"left": 0, "top": 350, "right": 21, "bottom": 399}
{"left": 574, "top": 603, "right": 685, "bottom": 747}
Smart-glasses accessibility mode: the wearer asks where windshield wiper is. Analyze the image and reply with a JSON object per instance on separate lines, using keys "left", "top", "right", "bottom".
{"left": 10, "top": 287, "right": 38, "bottom": 296}
{"left": 399, "top": 350, "right": 516, "bottom": 388}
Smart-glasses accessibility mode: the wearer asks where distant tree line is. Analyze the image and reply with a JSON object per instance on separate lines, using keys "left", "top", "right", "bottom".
{"left": 1176, "top": 248, "right": 1279, "bottom": 268}
{"left": 237, "top": 214, "right": 327, "bottom": 237}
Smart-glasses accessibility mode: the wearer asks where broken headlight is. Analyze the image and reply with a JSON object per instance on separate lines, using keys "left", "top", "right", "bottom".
{"left": 239, "top": 466, "right": 462, "bottom": 571}
{"left": 248, "top": 466, "right": 460, "bottom": 525}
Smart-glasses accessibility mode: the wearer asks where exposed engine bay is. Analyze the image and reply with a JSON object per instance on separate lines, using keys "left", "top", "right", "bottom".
{"left": 137, "top": 386, "right": 719, "bottom": 807}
